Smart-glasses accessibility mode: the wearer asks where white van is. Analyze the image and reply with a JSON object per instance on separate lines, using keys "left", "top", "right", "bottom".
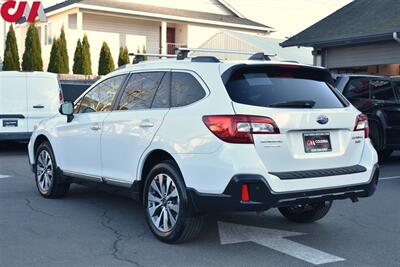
{"left": 0, "top": 72, "right": 62, "bottom": 141}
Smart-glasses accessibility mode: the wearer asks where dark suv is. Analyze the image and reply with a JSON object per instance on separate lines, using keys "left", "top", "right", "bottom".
{"left": 335, "top": 74, "right": 400, "bottom": 158}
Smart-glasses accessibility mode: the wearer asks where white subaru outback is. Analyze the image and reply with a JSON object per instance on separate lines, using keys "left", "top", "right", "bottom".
{"left": 28, "top": 55, "right": 379, "bottom": 243}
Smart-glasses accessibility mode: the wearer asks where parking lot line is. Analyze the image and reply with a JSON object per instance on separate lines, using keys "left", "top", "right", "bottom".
{"left": 380, "top": 176, "right": 400, "bottom": 181}
{"left": 0, "top": 175, "right": 11, "bottom": 179}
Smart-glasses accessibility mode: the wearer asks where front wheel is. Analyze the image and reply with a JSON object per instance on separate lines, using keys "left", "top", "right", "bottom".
{"left": 279, "top": 201, "right": 332, "bottom": 223}
{"left": 34, "top": 142, "right": 70, "bottom": 199}
{"left": 143, "top": 161, "right": 203, "bottom": 243}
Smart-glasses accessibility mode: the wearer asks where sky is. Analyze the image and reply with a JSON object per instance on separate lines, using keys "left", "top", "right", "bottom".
{"left": 226, "top": 0, "right": 352, "bottom": 39}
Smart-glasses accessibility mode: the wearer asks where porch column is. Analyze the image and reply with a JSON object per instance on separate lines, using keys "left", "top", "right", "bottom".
{"left": 77, "top": 11, "right": 83, "bottom": 34}
{"left": 161, "top": 21, "right": 167, "bottom": 54}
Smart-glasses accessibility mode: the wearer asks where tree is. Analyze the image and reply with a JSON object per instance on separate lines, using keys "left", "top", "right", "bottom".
{"left": 47, "top": 37, "right": 61, "bottom": 73}
{"left": 81, "top": 34, "right": 92, "bottom": 75}
{"left": 22, "top": 24, "right": 43, "bottom": 71}
{"left": 58, "top": 26, "right": 69, "bottom": 74}
{"left": 2, "top": 25, "right": 20, "bottom": 71}
{"left": 72, "top": 39, "right": 83, "bottom": 74}
{"left": 142, "top": 44, "right": 148, "bottom": 60}
{"left": 118, "top": 46, "right": 130, "bottom": 67}
{"left": 98, "top": 41, "right": 115, "bottom": 75}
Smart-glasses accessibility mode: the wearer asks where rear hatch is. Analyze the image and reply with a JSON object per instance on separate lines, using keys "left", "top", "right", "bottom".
{"left": 0, "top": 73, "right": 28, "bottom": 134}
{"left": 223, "top": 64, "right": 365, "bottom": 173}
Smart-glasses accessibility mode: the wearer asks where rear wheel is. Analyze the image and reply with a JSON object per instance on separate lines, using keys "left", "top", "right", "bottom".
{"left": 143, "top": 161, "right": 203, "bottom": 243}
{"left": 34, "top": 142, "right": 69, "bottom": 198}
{"left": 279, "top": 201, "right": 332, "bottom": 223}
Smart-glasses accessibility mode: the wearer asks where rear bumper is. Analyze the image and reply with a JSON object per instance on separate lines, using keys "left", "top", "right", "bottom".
{"left": 188, "top": 164, "right": 379, "bottom": 213}
{"left": 0, "top": 132, "right": 32, "bottom": 141}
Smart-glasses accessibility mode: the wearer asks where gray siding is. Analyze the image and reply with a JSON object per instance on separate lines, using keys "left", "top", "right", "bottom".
{"left": 324, "top": 41, "right": 400, "bottom": 68}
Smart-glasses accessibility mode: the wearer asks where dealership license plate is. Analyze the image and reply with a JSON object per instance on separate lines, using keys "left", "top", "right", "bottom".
{"left": 303, "top": 132, "right": 332, "bottom": 153}
{"left": 2, "top": 120, "right": 18, "bottom": 127}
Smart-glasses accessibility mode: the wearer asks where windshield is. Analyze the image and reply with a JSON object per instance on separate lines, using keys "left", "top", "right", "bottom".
{"left": 224, "top": 65, "right": 346, "bottom": 109}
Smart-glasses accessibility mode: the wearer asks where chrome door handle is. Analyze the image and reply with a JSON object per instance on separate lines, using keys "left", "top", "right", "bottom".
{"left": 140, "top": 120, "right": 154, "bottom": 128}
{"left": 90, "top": 124, "right": 101, "bottom": 131}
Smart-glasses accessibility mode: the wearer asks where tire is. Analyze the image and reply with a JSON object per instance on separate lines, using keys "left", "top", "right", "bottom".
{"left": 143, "top": 161, "right": 204, "bottom": 243}
{"left": 378, "top": 149, "right": 393, "bottom": 160}
{"left": 278, "top": 201, "right": 332, "bottom": 223}
{"left": 369, "top": 121, "right": 382, "bottom": 151}
{"left": 34, "top": 141, "right": 70, "bottom": 199}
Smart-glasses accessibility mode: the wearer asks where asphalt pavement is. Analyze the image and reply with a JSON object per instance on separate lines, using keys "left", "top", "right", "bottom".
{"left": 0, "top": 142, "right": 399, "bottom": 267}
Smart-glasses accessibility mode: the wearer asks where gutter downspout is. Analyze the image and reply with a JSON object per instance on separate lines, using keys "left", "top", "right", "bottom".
{"left": 393, "top": 32, "right": 400, "bottom": 43}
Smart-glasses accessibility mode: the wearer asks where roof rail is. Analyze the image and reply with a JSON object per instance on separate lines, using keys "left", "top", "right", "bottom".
{"left": 129, "top": 53, "right": 177, "bottom": 64}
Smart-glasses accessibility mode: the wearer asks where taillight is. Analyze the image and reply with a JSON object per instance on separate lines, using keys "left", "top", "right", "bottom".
{"left": 202, "top": 115, "right": 279, "bottom": 144}
{"left": 354, "top": 114, "right": 369, "bottom": 138}
{"left": 59, "top": 90, "right": 64, "bottom": 103}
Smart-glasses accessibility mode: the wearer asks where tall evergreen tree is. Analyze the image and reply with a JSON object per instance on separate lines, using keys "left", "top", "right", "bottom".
{"left": 2, "top": 25, "right": 20, "bottom": 71}
{"left": 22, "top": 24, "right": 43, "bottom": 71}
{"left": 118, "top": 46, "right": 130, "bottom": 67}
{"left": 72, "top": 39, "right": 83, "bottom": 74}
{"left": 81, "top": 35, "right": 92, "bottom": 75}
{"left": 142, "top": 45, "right": 148, "bottom": 60}
{"left": 58, "top": 26, "right": 69, "bottom": 74}
{"left": 47, "top": 38, "right": 61, "bottom": 73}
{"left": 98, "top": 41, "right": 115, "bottom": 75}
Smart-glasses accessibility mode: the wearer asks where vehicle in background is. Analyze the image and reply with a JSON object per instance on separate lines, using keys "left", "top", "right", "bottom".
{"left": 335, "top": 74, "right": 400, "bottom": 158}
{"left": 0, "top": 72, "right": 63, "bottom": 141}
{"left": 60, "top": 81, "right": 96, "bottom": 103}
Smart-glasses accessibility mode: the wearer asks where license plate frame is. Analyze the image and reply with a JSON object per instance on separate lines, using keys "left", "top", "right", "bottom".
{"left": 2, "top": 120, "right": 18, "bottom": 128}
{"left": 303, "top": 132, "right": 332, "bottom": 153}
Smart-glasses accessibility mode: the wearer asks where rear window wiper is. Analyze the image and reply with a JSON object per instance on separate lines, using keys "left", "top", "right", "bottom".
{"left": 269, "top": 100, "right": 316, "bottom": 108}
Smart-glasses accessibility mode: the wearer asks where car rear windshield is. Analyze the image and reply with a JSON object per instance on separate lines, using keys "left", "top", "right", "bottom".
{"left": 224, "top": 65, "right": 346, "bottom": 109}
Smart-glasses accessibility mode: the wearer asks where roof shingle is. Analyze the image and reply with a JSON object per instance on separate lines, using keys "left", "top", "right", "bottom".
{"left": 281, "top": 0, "right": 400, "bottom": 48}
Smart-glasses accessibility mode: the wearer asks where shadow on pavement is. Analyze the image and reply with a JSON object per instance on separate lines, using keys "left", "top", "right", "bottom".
{"left": 0, "top": 141, "right": 29, "bottom": 154}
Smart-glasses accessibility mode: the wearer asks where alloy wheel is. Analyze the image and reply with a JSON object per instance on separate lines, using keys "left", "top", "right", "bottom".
{"left": 147, "top": 173, "right": 180, "bottom": 233}
{"left": 36, "top": 150, "right": 54, "bottom": 193}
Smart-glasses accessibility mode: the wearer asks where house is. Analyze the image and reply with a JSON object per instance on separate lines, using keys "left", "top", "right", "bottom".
{"left": 198, "top": 30, "right": 313, "bottom": 64}
{"left": 281, "top": 0, "right": 400, "bottom": 76}
{"left": 12, "top": 0, "right": 273, "bottom": 74}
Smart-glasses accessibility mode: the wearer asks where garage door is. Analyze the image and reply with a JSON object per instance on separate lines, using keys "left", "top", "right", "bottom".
{"left": 325, "top": 41, "right": 400, "bottom": 68}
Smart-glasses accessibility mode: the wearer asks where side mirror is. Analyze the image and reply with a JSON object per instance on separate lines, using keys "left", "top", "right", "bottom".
{"left": 59, "top": 102, "right": 74, "bottom": 123}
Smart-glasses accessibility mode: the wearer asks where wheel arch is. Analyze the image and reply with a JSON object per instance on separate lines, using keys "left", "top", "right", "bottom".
{"left": 33, "top": 134, "right": 51, "bottom": 155}
{"left": 139, "top": 149, "right": 182, "bottom": 182}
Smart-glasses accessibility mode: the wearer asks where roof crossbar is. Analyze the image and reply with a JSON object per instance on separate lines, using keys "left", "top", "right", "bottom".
{"left": 129, "top": 53, "right": 177, "bottom": 64}
{"left": 176, "top": 47, "right": 275, "bottom": 61}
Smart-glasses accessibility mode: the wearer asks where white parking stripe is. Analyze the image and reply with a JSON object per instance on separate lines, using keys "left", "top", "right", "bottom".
{"left": 380, "top": 176, "right": 400, "bottom": 181}
{"left": 0, "top": 175, "right": 11, "bottom": 179}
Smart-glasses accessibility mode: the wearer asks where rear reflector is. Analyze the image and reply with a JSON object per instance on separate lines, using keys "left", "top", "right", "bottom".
{"left": 241, "top": 184, "right": 250, "bottom": 202}
{"left": 354, "top": 114, "right": 369, "bottom": 138}
{"left": 203, "top": 115, "right": 279, "bottom": 144}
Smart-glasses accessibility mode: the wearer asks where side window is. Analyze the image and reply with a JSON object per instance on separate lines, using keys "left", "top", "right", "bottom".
{"left": 171, "top": 72, "right": 206, "bottom": 107}
{"left": 371, "top": 79, "right": 396, "bottom": 102}
{"left": 343, "top": 78, "right": 370, "bottom": 99}
{"left": 118, "top": 72, "right": 165, "bottom": 110}
{"left": 151, "top": 72, "right": 170, "bottom": 109}
{"left": 78, "top": 75, "right": 126, "bottom": 113}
